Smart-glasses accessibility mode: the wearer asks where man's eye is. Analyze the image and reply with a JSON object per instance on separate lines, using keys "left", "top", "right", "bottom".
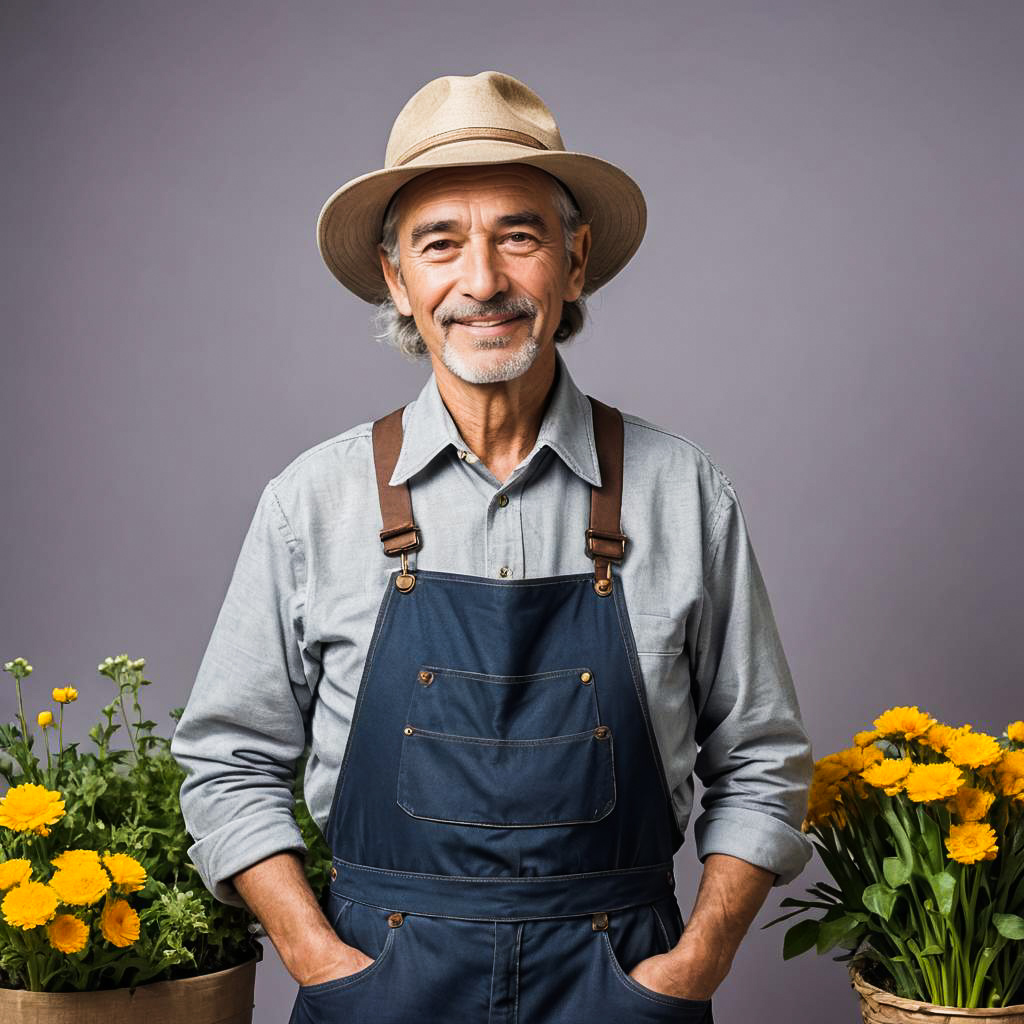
{"left": 425, "top": 239, "right": 453, "bottom": 252}
{"left": 507, "top": 233, "right": 535, "bottom": 243}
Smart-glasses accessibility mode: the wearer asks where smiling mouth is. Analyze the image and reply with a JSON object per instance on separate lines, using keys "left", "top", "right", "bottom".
{"left": 454, "top": 315, "right": 526, "bottom": 328}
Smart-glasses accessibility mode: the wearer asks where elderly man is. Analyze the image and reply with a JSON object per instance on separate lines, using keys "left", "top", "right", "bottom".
{"left": 171, "top": 71, "right": 814, "bottom": 1024}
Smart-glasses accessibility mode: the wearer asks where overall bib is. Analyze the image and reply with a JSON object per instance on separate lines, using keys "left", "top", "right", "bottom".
{"left": 289, "top": 398, "right": 715, "bottom": 1024}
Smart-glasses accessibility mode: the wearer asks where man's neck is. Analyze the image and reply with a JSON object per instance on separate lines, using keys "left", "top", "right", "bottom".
{"left": 432, "top": 346, "right": 557, "bottom": 485}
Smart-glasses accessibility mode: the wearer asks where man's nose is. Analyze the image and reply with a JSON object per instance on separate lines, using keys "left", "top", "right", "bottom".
{"left": 459, "top": 238, "right": 509, "bottom": 300}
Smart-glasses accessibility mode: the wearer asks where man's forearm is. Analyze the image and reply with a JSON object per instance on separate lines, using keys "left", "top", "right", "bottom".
{"left": 667, "top": 853, "right": 777, "bottom": 994}
{"left": 232, "top": 851, "right": 370, "bottom": 986}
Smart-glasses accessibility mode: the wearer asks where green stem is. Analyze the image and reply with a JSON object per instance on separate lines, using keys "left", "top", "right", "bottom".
{"left": 117, "top": 688, "right": 138, "bottom": 760}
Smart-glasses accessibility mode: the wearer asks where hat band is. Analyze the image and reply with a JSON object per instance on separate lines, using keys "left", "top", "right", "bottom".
{"left": 393, "top": 126, "right": 549, "bottom": 167}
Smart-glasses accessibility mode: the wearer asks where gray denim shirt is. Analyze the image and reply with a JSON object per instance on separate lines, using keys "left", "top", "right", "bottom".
{"left": 171, "top": 350, "right": 814, "bottom": 907}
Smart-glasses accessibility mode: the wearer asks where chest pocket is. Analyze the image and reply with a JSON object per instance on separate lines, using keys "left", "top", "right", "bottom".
{"left": 396, "top": 665, "right": 616, "bottom": 828}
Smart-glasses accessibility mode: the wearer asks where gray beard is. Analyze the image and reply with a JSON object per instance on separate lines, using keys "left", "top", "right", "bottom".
{"left": 440, "top": 333, "right": 541, "bottom": 384}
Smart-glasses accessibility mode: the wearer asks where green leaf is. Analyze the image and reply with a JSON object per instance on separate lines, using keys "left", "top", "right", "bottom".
{"left": 783, "top": 918, "right": 820, "bottom": 959}
{"left": 917, "top": 943, "right": 944, "bottom": 956}
{"left": 917, "top": 807, "right": 944, "bottom": 873}
{"left": 816, "top": 914, "right": 860, "bottom": 954}
{"left": 863, "top": 882, "right": 900, "bottom": 921}
{"left": 883, "top": 854, "right": 912, "bottom": 887}
{"left": 926, "top": 871, "right": 957, "bottom": 917}
{"left": 882, "top": 804, "right": 917, "bottom": 876}
{"left": 993, "top": 913, "right": 1024, "bottom": 940}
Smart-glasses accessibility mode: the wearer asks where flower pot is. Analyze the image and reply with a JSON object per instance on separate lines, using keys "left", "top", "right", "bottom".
{"left": 850, "top": 959, "right": 1024, "bottom": 1024}
{"left": 0, "top": 957, "right": 256, "bottom": 1024}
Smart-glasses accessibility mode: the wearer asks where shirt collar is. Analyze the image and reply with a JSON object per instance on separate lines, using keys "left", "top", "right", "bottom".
{"left": 388, "top": 349, "right": 602, "bottom": 488}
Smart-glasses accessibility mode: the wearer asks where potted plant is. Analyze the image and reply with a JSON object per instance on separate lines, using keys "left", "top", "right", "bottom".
{"left": 764, "top": 705, "right": 1024, "bottom": 1022}
{"left": 0, "top": 653, "right": 331, "bottom": 1022}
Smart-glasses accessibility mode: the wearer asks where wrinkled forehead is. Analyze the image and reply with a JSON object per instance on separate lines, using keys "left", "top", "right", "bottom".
{"left": 388, "top": 163, "right": 558, "bottom": 228}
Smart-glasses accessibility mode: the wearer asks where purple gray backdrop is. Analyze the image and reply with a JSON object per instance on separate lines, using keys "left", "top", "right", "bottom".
{"left": 2, "top": 2, "right": 1022, "bottom": 1021}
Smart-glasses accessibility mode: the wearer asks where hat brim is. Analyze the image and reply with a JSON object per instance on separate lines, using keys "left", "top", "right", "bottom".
{"left": 316, "top": 139, "right": 647, "bottom": 304}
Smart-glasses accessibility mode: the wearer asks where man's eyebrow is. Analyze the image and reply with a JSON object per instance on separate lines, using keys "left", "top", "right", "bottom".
{"left": 408, "top": 211, "right": 550, "bottom": 247}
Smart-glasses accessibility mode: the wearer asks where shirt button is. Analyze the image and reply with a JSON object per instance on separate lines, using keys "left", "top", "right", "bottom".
{"left": 497, "top": 494, "right": 509, "bottom": 507}
{"left": 458, "top": 449, "right": 479, "bottom": 463}
{"left": 498, "top": 566, "right": 513, "bottom": 578}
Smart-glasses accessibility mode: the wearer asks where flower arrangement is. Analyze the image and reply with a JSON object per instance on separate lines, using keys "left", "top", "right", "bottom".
{"left": 0, "top": 654, "right": 331, "bottom": 992}
{"left": 766, "top": 705, "right": 1024, "bottom": 1009}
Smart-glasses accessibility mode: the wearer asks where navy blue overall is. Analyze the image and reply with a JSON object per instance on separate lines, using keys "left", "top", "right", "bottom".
{"left": 289, "top": 398, "right": 714, "bottom": 1024}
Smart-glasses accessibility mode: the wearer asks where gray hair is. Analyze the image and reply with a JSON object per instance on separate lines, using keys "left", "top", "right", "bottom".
{"left": 374, "top": 171, "right": 589, "bottom": 359}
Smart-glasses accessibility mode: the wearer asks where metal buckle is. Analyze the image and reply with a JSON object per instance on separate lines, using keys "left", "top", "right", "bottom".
{"left": 585, "top": 527, "right": 627, "bottom": 560}
{"left": 379, "top": 522, "right": 421, "bottom": 553}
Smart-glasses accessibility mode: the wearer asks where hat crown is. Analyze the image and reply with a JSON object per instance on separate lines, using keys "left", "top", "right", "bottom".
{"left": 384, "top": 71, "right": 566, "bottom": 169}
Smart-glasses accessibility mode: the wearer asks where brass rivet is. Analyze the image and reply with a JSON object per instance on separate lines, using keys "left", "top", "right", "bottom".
{"left": 497, "top": 494, "right": 509, "bottom": 507}
{"left": 387, "top": 912, "right": 404, "bottom": 928}
{"left": 418, "top": 670, "right": 434, "bottom": 685}
{"left": 594, "top": 725, "right": 609, "bottom": 739}
{"left": 591, "top": 912, "right": 609, "bottom": 931}
{"left": 330, "top": 866, "right": 338, "bottom": 881}
{"left": 396, "top": 572, "right": 416, "bottom": 593}
{"left": 594, "top": 578, "right": 613, "bottom": 597}
{"left": 403, "top": 726, "right": 415, "bottom": 736}
{"left": 580, "top": 671, "right": 592, "bottom": 684}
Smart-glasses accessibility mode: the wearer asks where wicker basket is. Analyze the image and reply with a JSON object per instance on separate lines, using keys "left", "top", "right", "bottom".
{"left": 850, "top": 959, "right": 1024, "bottom": 1024}
{"left": 0, "top": 957, "right": 257, "bottom": 1024}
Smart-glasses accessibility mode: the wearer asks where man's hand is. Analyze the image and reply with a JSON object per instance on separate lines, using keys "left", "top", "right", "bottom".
{"left": 629, "top": 853, "right": 777, "bottom": 1000}
{"left": 293, "top": 934, "right": 374, "bottom": 988}
{"left": 231, "top": 851, "right": 373, "bottom": 987}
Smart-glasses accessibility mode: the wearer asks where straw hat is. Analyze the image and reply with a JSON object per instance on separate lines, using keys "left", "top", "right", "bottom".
{"left": 316, "top": 70, "right": 647, "bottom": 303}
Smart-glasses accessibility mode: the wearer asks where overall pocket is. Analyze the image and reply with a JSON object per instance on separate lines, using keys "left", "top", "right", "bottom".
{"left": 599, "top": 900, "right": 713, "bottom": 1020}
{"left": 396, "top": 664, "right": 616, "bottom": 827}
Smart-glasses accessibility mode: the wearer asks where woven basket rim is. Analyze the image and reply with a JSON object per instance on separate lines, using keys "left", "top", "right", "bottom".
{"left": 849, "top": 957, "right": 1024, "bottom": 1017}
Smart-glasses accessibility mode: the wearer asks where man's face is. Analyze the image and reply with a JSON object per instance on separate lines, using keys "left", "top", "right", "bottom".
{"left": 378, "top": 163, "right": 590, "bottom": 385}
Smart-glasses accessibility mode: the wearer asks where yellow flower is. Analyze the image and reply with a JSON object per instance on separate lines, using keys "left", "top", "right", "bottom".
{"left": 803, "top": 780, "right": 841, "bottom": 829}
{"left": 854, "top": 729, "right": 882, "bottom": 747}
{"left": 1007, "top": 721, "right": 1024, "bottom": 744}
{"left": 49, "top": 862, "right": 111, "bottom": 906}
{"left": 813, "top": 755, "right": 851, "bottom": 787}
{"left": 37, "top": 710, "right": 53, "bottom": 728}
{"left": 100, "top": 898, "right": 140, "bottom": 947}
{"left": 944, "top": 731, "right": 1003, "bottom": 769}
{"left": 47, "top": 913, "right": 88, "bottom": 954}
{"left": 0, "top": 859, "right": 32, "bottom": 891}
{"left": 861, "top": 757, "right": 914, "bottom": 795}
{"left": 903, "top": 761, "right": 965, "bottom": 802}
{"left": 946, "top": 785, "right": 996, "bottom": 823}
{"left": 921, "top": 722, "right": 958, "bottom": 754}
{"left": 945, "top": 822, "right": 999, "bottom": 864}
{"left": 873, "top": 706, "right": 936, "bottom": 741}
{"left": 51, "top": 849, "right": 103, "bottom": 871}
{"left": 51, "top": 686, "right": 79, "bottom": 704}
{"left": 0, "top": 783, "right": 66, "bottom": 833}
{"left": 990, "top": 750, "right": 1024, "bottom": 798}
{"left": 1, "top": 880, "right": 58, "bottom": 929}
{"left": 102, "top": 853, "right": 146, "bottom": 894}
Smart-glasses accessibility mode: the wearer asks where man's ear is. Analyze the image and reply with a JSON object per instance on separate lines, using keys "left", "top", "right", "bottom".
{"left": 378, "top": 245, "right": 413, "bottom": 316}
{"left": 562, "top": 222, "right": 591, "bottom": 303}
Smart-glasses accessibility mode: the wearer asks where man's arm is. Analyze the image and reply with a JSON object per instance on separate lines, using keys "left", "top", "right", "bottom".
{"left": 631, "top": 853, "right": 777, "bottom": 998}
{"left": 232, "top": 852, "right": 373, "bottom": 986}
{"left": 171, "top": 481, "right": 317, "bottom": 907}
{"left": 633, "top": 474, "right": 814, "bottom": 999}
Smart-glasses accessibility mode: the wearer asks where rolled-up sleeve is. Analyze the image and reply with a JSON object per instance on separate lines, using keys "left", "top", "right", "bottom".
{"left": 689, "top": 482, "right": 814, "bottom": 887}
{"left": 171, "top": 480, "right": 312, "bottom": 907}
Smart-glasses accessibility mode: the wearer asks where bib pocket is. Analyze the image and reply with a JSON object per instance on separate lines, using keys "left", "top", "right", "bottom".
{"left": 396, "top": 665, "right": 616, "bottom": 827}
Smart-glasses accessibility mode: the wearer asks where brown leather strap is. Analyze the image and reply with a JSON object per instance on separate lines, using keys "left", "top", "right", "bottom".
{"left": 371, "top": 397, "right": 628, "bottom": 592}
{"left": 586, "top": 397, "right": 628, "bottom": 590}
{"left": 372, "top": 406, "right": 420, "bottom": 556}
